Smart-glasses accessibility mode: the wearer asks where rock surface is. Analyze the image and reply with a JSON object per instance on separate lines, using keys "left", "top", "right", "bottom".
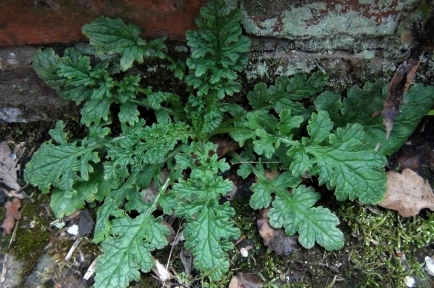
{"left": 239, "top": 0, "right": 422, "bottom": 78}
{"left": 0, "top": 46, "right": 78, "bottom": 123}
{"left": 240, "top": 0, "right": 419, "bottom": 43}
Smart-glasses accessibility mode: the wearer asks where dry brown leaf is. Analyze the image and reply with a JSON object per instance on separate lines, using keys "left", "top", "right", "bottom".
{"left": 394, "top": 151, "right": 421, "bottom": 171}
{"left": 142, "top": 168, "right": 170, "bottom": 203}
{"left": 382, "top": 59, "right": 420, "bottom": 138}
{"left": 254, "top": 170, "right": 279, "bottom": 183}
{"left": 4, "top": 189, "right": 31, "bottom": 201}
{"left": 225, "top": 183, "right": 238, "bottom": 201}
{"left": 180, "top": 247, "right": 193, "bottom": 276}
{"left": 382, "top": 10, "right": 434, "bottom": 138}
{"left": 170, "top": 230, "right": 185, "bottom": 246}
{"left": 257, "top": 208, "right": 298, "bottom": 257}
{"left": 228, "top": 272, "right": 262, "bottom": 288}
{"left": 0, "top": 141, "right": 21, "bottom": 191}
{"left": 212, "top": 137, "right": 240, "bottom": 157}
{"left": 264, "top": 170, "right": 279, "bottom": 180}
{"left": 379, "top": 168, "right": 434, "bottom": 217}
{"left": 425, "top": 256, "right": 434, "bottom": 276}
{"left": 1, "top": 198, "right": 21, "bottom": 234}
{"left": 161, "top": 220, "right": 176, "bottom": 243}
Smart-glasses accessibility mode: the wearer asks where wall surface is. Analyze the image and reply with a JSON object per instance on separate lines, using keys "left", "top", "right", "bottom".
{"left": 239, "top": 0, "right": 423, "bottom": 78}
{"left": 0, "top": 0, "right": 203, "bottom": 46}
{"left": 0, "top": 0, "right": 428, "bottom": 123}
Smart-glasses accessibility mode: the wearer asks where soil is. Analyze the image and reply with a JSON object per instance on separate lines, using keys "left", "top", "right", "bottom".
{"left": 1, "top": 61, "right": 434, "bottom": 288}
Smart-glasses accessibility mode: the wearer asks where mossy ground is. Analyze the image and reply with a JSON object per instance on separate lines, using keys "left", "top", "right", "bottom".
{"left": 338, "top": 203, "right": 434, "bottom": 288}
{"left": 4, "top": 192, "right": 434, "bottom": 287}
{"left": 128, "top": 165, "right": 434, "bottom": 287}
{"left": 219, "top": 188, "right": 434, "bottom": 288}
{"left": 0, "top": 193, "right": 51, "bottom": 279}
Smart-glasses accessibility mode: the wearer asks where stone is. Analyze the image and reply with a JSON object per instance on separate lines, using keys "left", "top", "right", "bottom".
{"left": 239, "top": 0, "right": 422, "bottom": 78}
{"left": 0, "top": 46, "right": 78, "bottom": 123}
{"left": 240, "top": 0, "right": 419, "bottom": 44}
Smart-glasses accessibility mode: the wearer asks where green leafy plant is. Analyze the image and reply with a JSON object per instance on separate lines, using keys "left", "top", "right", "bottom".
{"left": 24, "top": 0, "right": 434, "bottom": 287}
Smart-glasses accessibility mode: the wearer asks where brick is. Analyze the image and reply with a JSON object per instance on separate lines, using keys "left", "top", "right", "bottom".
{"left": 0, "top": 0, "right": 203, "bottom": 46}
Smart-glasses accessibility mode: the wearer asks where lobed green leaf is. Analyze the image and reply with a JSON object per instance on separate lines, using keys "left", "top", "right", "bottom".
{"left": 177, "top": 200, "right": 240, "bottom": 280}
{"left": 82, "top": 17, "right": 166, "bottom": 71}
{"left": 50, "top": 167, "right": 118, "bottom": 218}
{"left": 95, "top": 211, "right": 170, "bottom": 288}
{"left": 250, "top": 170, "right": 301, "bottom": 209}
{"left": 288, "top": 112, "right": 387, "bottom": 204}
{"left": 268, "top": 185, "right": 344, "bottom": 250}
{"left": 24, "top": 121, "right": 102, "bottom": 193}
{"left": 186, "top": 0, "right": 251, "bottom": 98}
{"left": 32, "top": 48, "right": 66, "bottom": 88}
{"left": 119, "top": 102, "right": 140, "bottom": 125}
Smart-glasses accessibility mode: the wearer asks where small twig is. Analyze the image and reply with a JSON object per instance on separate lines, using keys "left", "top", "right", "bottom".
{"left": 8, "top": 219, "right": 19, "bottom": 248}
{"left": 166, "top": 221, "right": 184, "bottom": 269}
{"left": 325, "top": 276, "right": 337, "bottom": 288}
{"left": 235, "top": 234, "right": 246, "bottom": 245}
{"left": 8, "top": 184, "right": 34, "bottom": 203}
{"left": 83, "top": 257, "right": 98, "bottom": 280}
{"left": 231, "top": 161, "right": 281, "bottom": 165}
{"left": 65, "top": 238, "right": 81, "bottom": 261}
{"left": 14, "top": 184, "right": 29, "bottom": 194}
